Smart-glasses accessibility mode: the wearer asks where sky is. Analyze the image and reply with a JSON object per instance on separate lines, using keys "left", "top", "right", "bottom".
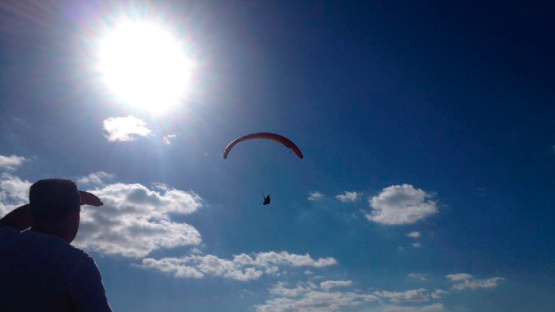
{"left": 1, "top": 1, "right": 554, "bottom": 311}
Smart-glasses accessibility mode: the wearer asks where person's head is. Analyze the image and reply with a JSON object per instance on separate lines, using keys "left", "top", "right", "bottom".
{"left": 29, "top": 179, "right": 81, "bottom": 243}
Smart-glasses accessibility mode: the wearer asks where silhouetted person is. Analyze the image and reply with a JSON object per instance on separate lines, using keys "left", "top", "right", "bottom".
{"left": 263, "top": 194, "right": 271, "bottom": 205}
{"left": 0, "top": 179, "right": 112, "bottom": 312}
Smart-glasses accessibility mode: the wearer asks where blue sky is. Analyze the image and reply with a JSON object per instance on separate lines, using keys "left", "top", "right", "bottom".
{"left": 1, "top": 1, "right": 554, "bottom": 311}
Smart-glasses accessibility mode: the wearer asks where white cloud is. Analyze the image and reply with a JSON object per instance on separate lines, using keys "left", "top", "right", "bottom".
{"left": 408, "top": 273, "right": 426, "bottom": 281}
{"left": 0, "top": 173, "right": 31, "bottom": 216}
{"left": 139, "top": 257, "right": 204, "bottom": 278}
{"left": 304, "top": 270, "right": 314, "bottom": 275}
{"left": 77, "top": 171, "right": 115, "bottom": 185}
{"left": 335, "top": 191, "right": 360, "bottom": 203}
{"left": 320, "top": 280, "right": 353, "bottom": 291}
{"left": 451, "top": 277, "right": 505, "bottom": 291}
{"left": 445, "top": 273, "right": 473, "bottom": 282}
{"left": 382, "top": 303, "right": 445, "bottom": 312}
{"left": 308, "top": 191, "right": 324, "bottom": 201}
{"left": 256, "top": 284, "right": 378, "bottom": 312}
{"left": 103, "top": 116, "right": 152, "bottom": 142}
{"left": 190, "top": 247, "right": 203, "bottom": 254}
{"left": 256, "top": 282, "right": 449, "bottom": 312}
{"left": 163, "top": 134, "right": 178, "bottom": 145}
{"left": 431, "top": 289, "right": 447, "bottom": 299}
{"left": 245, "top": 251, "right": 338, "bottom": 268}
{"left": 73, "top": 182, "right": 202, "bottom": 258}
{"left": 407, "top": 231, "right": 421, "bottom": 239}
{"left": 446, "top": 273, "right": 504, "bottom": 290}
{"left": 139, "top": 255, "right": 262, "bottom": 281}
{"left": 139, "top": 252, "right": 338, "bottom": 282}
{"left": 0, "top": 155, "right": 26, "bottom": 171}
{"left": 366, "top": 185, "right": 438, "bottom": 225}
{"left": 374, "top": 289, "right": 429, "bottom": 303}
{"left": 270, "top": 282, "right": 312, "bottom": 297}
{"left": 412, "top": 242, "right": 422, "bottom": 248}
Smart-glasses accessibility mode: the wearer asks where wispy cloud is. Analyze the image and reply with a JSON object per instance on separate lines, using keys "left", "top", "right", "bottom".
{"left": 138, "top": 252, "right": 338, "bottom": 281}
{"left": 407, "top": 231, "right": 421, "bottom": 239}
{"left": 257, "top": 290, "right": 377, "bottom": 312}
{"left": 335, "top": 191, "right": 360, "bottom": 203}
{"left": 445, "top": 273, "right": 473, "bottom": 282}
{"left": 77, "top": 171, "right": 115, "bottom": 186}
{"left": 74, "top": 181, "right": 202, "bottom": 258}
{"left": 270, "top": 282, "right": 312, "bottom": 297}
{"left": 452, "top": 277, "right": 504, "bottom": 291}
{"left": 256, "top": 281, "right": 377, "bottom": 312}
{"left": 382, "top": 303, "right": 445, "bottom": 312}
{"left": 431, "top": 289, "right": 448, "bottom": 299}
{"left": 446, "top": 273, "right": 504, "bottom": 290}
{"left": 365, "top": 185, "right": 438, "bottom": 225}
{"left": 408, "top": 273, "right": 426, "bottom": 281}
{"left": 163, "top": 134, "right": 178, "bottom": 145}
{"left": 412, "top": 242, "right": 422, "bottom": 248}
{"left": 0, "top": 154, "right": 26, "bottom": 171}
{"left": 103, "top": 116, "right": 152, "bottom": 142}
{"left": 308, "top": 191, "right": 324, "bottom": 201}
{"left": 320, "top": 280, "right": 353, "bottom": 291}
{"left": 256, "top": 280, "right": 453, "bottom": 312}
{"left": 374, "top": 288, "right": 429, "bottom": 303}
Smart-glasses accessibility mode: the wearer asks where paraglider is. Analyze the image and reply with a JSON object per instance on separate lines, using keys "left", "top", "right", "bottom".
{"left": 223, "top": 132, "right": 303, "bottom": 159}
{"left": 224, "top": 132, "right": 302, "bottom": 205}
{"left": 263, "top": 194, "right": 271, "bottom": 205}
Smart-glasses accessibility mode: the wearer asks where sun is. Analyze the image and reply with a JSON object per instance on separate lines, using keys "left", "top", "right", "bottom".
{"left": 98, "top": 21, "right": 194, "bottom": 114}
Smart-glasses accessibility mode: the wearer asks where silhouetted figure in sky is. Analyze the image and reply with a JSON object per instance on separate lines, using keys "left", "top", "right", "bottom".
{"left": 0, "top": 179, "right": 112, "bottom": 312}
{"left": 263, "top": 194, "right": 271, "bottom": 205}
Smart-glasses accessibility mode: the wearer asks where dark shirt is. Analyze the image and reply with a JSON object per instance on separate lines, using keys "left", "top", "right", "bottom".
{"left": 0, "top": 227, "right": 112, "bottom": 312}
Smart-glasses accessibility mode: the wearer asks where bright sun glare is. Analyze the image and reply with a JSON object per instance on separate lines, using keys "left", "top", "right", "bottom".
{"left": 98, "top": 21, "right": 194, "bottom": 114}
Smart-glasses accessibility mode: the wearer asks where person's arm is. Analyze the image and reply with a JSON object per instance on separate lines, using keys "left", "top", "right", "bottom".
{"left": 0, "top": 204, "right": 32, "bottom": 230}
{"left": 0, "top": 191, "right": 102, "bottom": 230}
{"left": 79, "top": 191, "right": 103, "bottom": 207}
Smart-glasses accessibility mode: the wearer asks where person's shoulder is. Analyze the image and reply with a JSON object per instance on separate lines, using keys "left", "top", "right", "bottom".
{"left": 0, "top": 225, "right": 19, "bottom": 235}
{"left": 61, "top": 244, "right": 102, "bottom": 281}
{"left": 62, "top": 247, "right": 105, "bottom": 295}
{"left": 0, "top": 226, "right": 19, "bottom": 244}
{"left": 65, "top": 243, "right": 96, "bottom": 266}
{"left": 21, "top": 231, "right": 91, "bottom": 262}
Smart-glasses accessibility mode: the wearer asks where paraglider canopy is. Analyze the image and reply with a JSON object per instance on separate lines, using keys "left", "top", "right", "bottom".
{"left": 223, "top": 132, "right": 303, "bottom": 159}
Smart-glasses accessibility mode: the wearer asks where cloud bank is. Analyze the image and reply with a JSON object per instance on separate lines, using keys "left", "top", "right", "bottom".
{"left": 139, "top": 252, "right": 338, "bottom": 281}
{"left": 74, "top": 182, "right": 203, "bottom": 258}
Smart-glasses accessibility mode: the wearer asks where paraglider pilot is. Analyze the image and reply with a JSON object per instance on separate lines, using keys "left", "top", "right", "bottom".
{"left": 263, "top": 194, "right": 271, "bottom": 205}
